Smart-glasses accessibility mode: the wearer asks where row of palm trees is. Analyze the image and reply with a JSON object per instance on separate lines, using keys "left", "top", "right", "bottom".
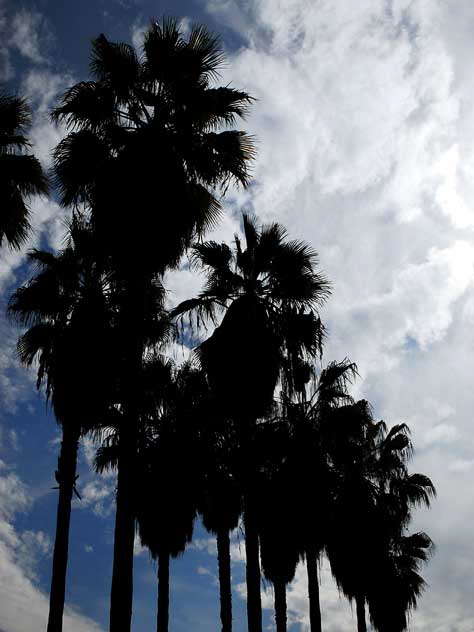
{"left": 2, "top": 17, "right": 435, "bottom": 632}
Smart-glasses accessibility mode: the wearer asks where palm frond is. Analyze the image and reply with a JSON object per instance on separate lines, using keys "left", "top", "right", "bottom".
{"left": 191, "top": 240, "right": 233, "bottom": 270}
{"left": 242, "top": 213, "right": 259, "bottom": 253}
{"left": 0, "top": 153, "right": 48, "bottom": 196}
{"left": 16, "top": 322, "right": 54, "bottom": 368}
{"left": 51, "top": 81, "right": 117, "bottom": 132}
{"left": 0, "top": 94, "right": 31, "bottom": 136}
{"left": 94, "top": 441, "right": 120, "bottom": 475}
{"left": 186, "top": 23, "right": 226, "bottom": 82}
{"left": 90, "top": 34, "right": 140, "bottom": 101}
{"left": 315, "top": 359, "right": 358, "bottom": 407}
{"left": 143, "top": 17, "right": 185, "bottom": 84}
{"left": 52, "top": 130, "right": 110, "bottom": 207}
{"left": 195, "top": 86, "right": 254, "bottom": 130}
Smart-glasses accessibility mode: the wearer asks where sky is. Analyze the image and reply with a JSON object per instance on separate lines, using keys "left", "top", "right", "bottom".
{"left": 0, "top": 0, "right": 474, "bottom": 630}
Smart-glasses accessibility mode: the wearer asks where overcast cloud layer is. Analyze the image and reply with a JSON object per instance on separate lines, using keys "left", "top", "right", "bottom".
{"left": 1, "top": 0, "right": 474, "bottom": 630}
{"left": 197, "top": 1, "right": 474, "bottom": 629}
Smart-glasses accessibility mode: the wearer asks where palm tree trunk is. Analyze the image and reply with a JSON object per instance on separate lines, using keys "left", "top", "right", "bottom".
{"left": 305, "top": 546, "right": 322, "bottom": 632}
{"left": 109, "top": 422, "right": 136, "bottom": 632}
{"left": 110, "top": 277, "right": 145, "bottom": 632}
{"left": 47, "top": 424, "right": 80, "bottom": 632}
{"left": 216, "top": 528, "right": 232, "bottom": 632}
{"left": 356, "top": 594, "right": 367, "bottom": 632}
{"left": 273, "top": 579, "right": 287, "bottom": 632}
{"left": 244, "top": 493, "right": 262, "bottom": 632}
{"left": 157, "top": 549, "right": 170, "bottom": 632}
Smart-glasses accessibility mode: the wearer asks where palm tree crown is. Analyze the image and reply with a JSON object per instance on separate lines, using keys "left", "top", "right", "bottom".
{"left": 174, "top": 213, "right": 330, "bottom": 415}
{"left": 0, "top": 93, "right": 48, "bottom": 249}
{"left": 51, "top": 18, "right": 255, "bottom": 276}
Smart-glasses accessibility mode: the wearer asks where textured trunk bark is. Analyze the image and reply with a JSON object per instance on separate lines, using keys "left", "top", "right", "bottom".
{"left": 356, "top": 594, "right": 367, "bottom": 632}
{"left": 46, "top": 424, "right": 80, "bottom": 632}
{"left": 306, "top": 546, "right": 322, "bottom": 632}
{"left": 273, "top": 579, "right": 287, "bottom": 632}
{"left": 244, "top": 494, "right": 262, "bottom": 632}
{"left": 109, "top": 422, "right": 136, "bottom": 632}
{"left": 157, "top": 550, "right": 170, "bottom": 632}
{"left": 217, "top": 528, "right": 232, "bottom": 632}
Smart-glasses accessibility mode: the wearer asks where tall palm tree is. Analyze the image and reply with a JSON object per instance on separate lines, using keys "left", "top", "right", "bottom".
{"left": 8, "top": 218, "right": 116, "bottom": 632}
{"left": 173, "top": 214, "right": 330, "bottom": 632}
{"left": 96, "top": 358, "right": 203, "bottom": 632}
{"left": 0, "top": 93, "right": 48, "bottom": 249}
{"left": 324, "top": 399, "right": 389, "bottom": 632}
{"left": 135, "top": 360, "right": 205, "bottom": 632}
{"left": 258, "top": 418, "right": 300, "bottom": 632}
{"left": 198, "top": 414, "right": 242, "bottom": 632}
{"left": 326, "top": 403, "right": 435, "bottom": 632}
{"left": 368, "top": 531, "right": 434, "bottom": 632}
{"left": 279, "top": 360, "right": 357, "bottom": 632}
{"left": 51, "top": 18, "right": 255, "bottom": 630}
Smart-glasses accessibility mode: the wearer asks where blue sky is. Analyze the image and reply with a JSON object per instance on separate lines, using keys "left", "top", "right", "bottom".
{"left": 2, "top": 0, "right": 474, "bottom": 631}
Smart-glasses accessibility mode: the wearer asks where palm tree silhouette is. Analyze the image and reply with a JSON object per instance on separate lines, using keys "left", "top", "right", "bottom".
{"left": 8, "top": 217, "right": 116, "bottom": 632}
{"left": 324, "top": 399, "right": 388, "bottom": 632}
{"left": 96, "top": 358, "right": 204, "bottom": 632}
{"left": 198, "top": 410, "right": 242, "bottom": 632}
{"left": 326, "top": 402, "right": 435, "bottom": 632}
{"left": 285, "top": 360, "right": 357, "bottom": 632}
{"left": 51, "top": 18, "right": 255, "bottom": 630}
{"left": 257, "top": 416, "right": 300, "bottom": 632}
{"left": 173, "top": 214, "right": 329, "bottom": 632}
{"left": 0, "top": 93, "right": 48, "bottom": 249}
{"left": 368, "top": 531, "right": 434, "bottom": 632}
{"left": 136, "top": 360, "right": 205, "bottom": 632}
{"left": 365, "top": 460, "right": 435, "bottom": 632}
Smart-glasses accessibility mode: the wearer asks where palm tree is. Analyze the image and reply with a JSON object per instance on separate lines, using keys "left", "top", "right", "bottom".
{"left": 96, "top": 358, "right": 206, "bottom": 632}
{"left": 365, "top": 462, "right": 435, "bottom": 632}
{"left": 280, "top": 360, "right": 357, "bottom": 632}
{"left": 368, "top": 531, "right": 434, "bottom": 632}
{"left": 51, "top": 18, "right": 255, "bottom": 630}
{"left": 173, "top": 214, "right": 330, "bottom": 632}
{"left": 324, "top": 399, "right": 390, "bottom": 632}
{"left": 326, "top": 403, "right": 435, "bottom": 632}
{"left": 198, "top": 414, "right": 242, "bottom": 632}
{"left": 0, "top": 93, "right": 48, "bottom": 249}
{"left": 135, "top": 360, "right": 205, "bottom": 632}
{"left": 258, "top": 417, "right": 300, "bottom": 632}
{"left": 8, "top": 218, "right": 116, "bottom": 632}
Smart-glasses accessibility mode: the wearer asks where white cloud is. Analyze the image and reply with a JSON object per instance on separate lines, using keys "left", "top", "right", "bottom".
{"left": 197, "top": 565, "right": 212, "bottom": 576}
{"left": 8, "top": 8, "right": 53, "bottom": 64}
{"left": 0, "top": 456, "right": 104, "bottom": 632}
{"left": 134, "top": 532, "right": 146, "bottom": 557}
{"left": 200, "top": 0, "right": 474, "bottom": 628}
{"left": 80, "top": 480, "right": 115, "bottom": 518}
{"left": 0, "top": 3, "right": 12, "bottom": 81}
{"left": 131, "top": 17, "right": 147, "bottom": 51}
{"left": 2, "top": 0, "right": 474, "bottom": 629}
{"left": 0, "top": 6, "right": 73, "bottom": 411}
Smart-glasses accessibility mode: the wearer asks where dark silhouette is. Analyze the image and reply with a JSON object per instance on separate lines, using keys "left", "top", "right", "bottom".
{"left": 258, "top": 419, "right": 300, "bottom": 632}
{"left": 8, "top": 218, "right": 116, "bottom": 632}
{"left": 0, "top": 93, "right": 48, "bottom": 249}
{"left": 3, "top": 16, "right": 439, "bottom": 632}
{"left": 173, "top": 213, "right": 329, "bottom": 632}
{"left": 198, "top": 417, "right": 241, "bottom": 632}
{"left": 325, "top": 402, "right": 436, "bottom": 632}
{"left": 96, "top": 359, "right": 205, "bottom": 632}
{"left": 280, "top": 360, "right": 358, "bottom": 632}
{"left": 368, "top": 531, "right": 434, "bottom": 632}
{"left": 50, "top": 17, "right": 254, "bottom": 632}
{"left": 135, "top": 362, "right": 202, "bottom": 632}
